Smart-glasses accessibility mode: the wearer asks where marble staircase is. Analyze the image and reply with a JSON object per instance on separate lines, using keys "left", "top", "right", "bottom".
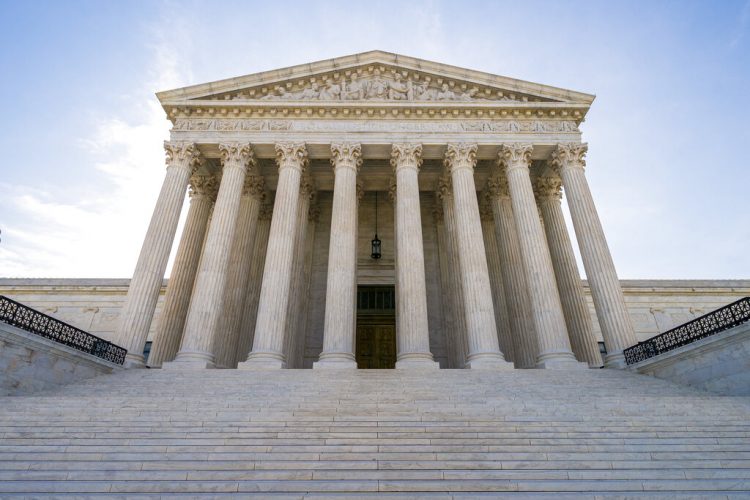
{"left": 1, "top": 368, "right": 750, "bottom": 497}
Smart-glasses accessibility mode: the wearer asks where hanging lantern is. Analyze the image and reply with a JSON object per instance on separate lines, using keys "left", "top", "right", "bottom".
{"left": 371, "top": 192, "right": 382, "bottom": 259}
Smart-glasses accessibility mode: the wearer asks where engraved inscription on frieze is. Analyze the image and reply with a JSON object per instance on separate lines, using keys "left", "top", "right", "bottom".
{"left": 172, "top": 119, "right": 579, "bottom": 134}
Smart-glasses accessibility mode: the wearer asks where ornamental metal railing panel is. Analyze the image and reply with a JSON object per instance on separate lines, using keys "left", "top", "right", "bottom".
{"left": 0, "top": 295, "right": 127, "bottom": 365}
{"left": 624, "top": 297, "right": 750, "bottom": 365}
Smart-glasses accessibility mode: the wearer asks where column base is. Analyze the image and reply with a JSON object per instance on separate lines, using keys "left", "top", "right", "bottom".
{"left": 162, "top": 350, "right": 216, "bottom": 370}
{"left": 395, "top": 352, "right": 439, "bottom": 369}
{"left": 536, "top": 351, "right": 588, "bottom": 370}
{"left": 465, "top": 352, "right": 514, "bottom": 370}
{"left": 123, "top": 352, "right": 147, "bottom": 369}
{"left": 314, "top": 352, "right": 357, "bottom": 369}
{"left": 238, "top": 351, "right": 287, "bottom": 370}
{"left": 603, "top": 351, "right": 627, "bottom": 369}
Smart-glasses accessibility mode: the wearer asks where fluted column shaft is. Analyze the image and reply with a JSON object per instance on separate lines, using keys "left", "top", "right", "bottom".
{"left": 234, "top": 203, "right": 272, "bottom": 366}
{"left": 293, "top": 205, "right": 318, "bottom": 369}
{"left": 499, "top": 144, "right": 583, "bottom": 369}
{"left": 535, "top": 176, "right": 602, "bottom": 367}
{"left": 551, "top": 143, "right": 636, "bottom": 367}
{"left": 480, "top": 206, "right": 515, "bottom": 363}
{"left": 284, "top": 182, "right": 313, "bottom": 368}
{"left": 166, "top": 143, "right": 254, "bottom": 369}
{"left": 444, "top": 144, "right": 512, "bottom": 370}
{"left": 487, "top": 177, "right": 538, "bottom": 368}
{"left": 147, "top": 175, "right": 216, "bottom": 367}
{"left": 390, "top": 144, "right": 438, "bottom": 369}
{"left": 241, "top": 143, "right": 308, "bottom": 369}
{"left": 437, "top": 179, "right": 469, "bottom": 367}
{"left": 212, "top": 175, "right": 265, "bottom": 368}
{"left": 316, "top": 144, "right": 362, "bottom": 369}
{"left": 116, "top": 141, "right": 200, "bottom": 367}
{"left": 433, "top": 207, "right": 458, "bottom": 368}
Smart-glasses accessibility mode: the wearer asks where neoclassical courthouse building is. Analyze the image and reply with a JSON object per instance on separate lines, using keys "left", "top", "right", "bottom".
{"left": 109, "top": 51, "right": 637, "bottom": 372}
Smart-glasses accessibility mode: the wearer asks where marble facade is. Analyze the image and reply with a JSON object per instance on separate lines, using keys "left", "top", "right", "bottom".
{"left": 108, "top": 51, "right": 648, "bottom": 370}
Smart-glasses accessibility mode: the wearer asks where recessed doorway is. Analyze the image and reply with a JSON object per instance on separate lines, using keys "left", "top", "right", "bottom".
{"left": 356, "top": 286, "right": 396, "bottom": 369}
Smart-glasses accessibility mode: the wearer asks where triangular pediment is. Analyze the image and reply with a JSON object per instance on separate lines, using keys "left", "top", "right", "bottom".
{"left": 157, "top": 51, "right": 594, "bottom": 107}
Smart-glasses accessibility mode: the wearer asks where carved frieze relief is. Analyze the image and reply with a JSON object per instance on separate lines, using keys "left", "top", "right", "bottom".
{"left": 172, "top": 118, "right": 579, "bottom": 135}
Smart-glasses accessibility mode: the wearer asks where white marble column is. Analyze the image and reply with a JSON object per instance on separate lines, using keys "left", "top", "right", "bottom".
{"left": 165, "top": 143, "right": 254, "bottom": 369}
{"left": 292, "top": 203, "right": 319, "bottom": 369}
{"left": 498, "top": 144, "right": 584, "bottom": 369}
{"left": 240, "top": 143, "right": 308, "bottom": 369}
{"left": 479, "top": 194, "right": 515, "bottom": 363}
{"left": 486, "top": 174, "right": 539, "bottom": 368}
{"left": 433, "top": 203, "right": 460, "bottom": 368}
{"left": 534, "top": 175, "right": 602, "bottom": 367}
{"left": 551, "top": 143, "right": 636, "bottom": 367}
{"left": 212, "top": 174, "right": 265, "bottom": 368}
{"left": 316, "top": 143, "right": 362, "bottom": 369}
{"left": 234, "top": 201, "right": 272, "bottom": 366}
{"left": 436, "top": 176, "right": 469, "bottom": 368}
{"left": 115, "top": 141, "right": 201, "bottom": 367}
{"left": 284, "top": 177, "right": 314, "bottom": 368}
{"left": 444, "top": 144, "right": 513, "bottom": 370}
{"left": 147, "top": 174, "right": 217, "bottom": 367}
{"left": 390, "top": 144, "right": 438, "bottom": 369}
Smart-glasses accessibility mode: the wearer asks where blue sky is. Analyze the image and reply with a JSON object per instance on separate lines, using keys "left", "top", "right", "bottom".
{"left": 0, "top": 0, "right": 748, "bottom": 279}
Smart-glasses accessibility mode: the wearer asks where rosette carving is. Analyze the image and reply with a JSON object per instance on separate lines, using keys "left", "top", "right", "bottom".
{"left": 390, "top": 143, "right": 423, "bottom": 172}
{"left": 550, "top": 143, "right": 588, "bottom": 173}
{"left": 443, "top": 143, "right": 478, "bottom": 173}
{"left": 330, "top": 143, "right": 363, "bottom": 172}
{"left": 164, "top": 141, "right": 202, "bottom": 174}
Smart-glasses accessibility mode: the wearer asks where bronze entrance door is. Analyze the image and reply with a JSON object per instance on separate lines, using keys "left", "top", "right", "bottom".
{"left": 355, "top": 286, "right": 396, "bottom": 369}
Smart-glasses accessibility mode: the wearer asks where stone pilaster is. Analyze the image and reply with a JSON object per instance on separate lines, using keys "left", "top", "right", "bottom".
{"left": 240, "top": 143, "right": 308, "bottom": 369}
{"left": 436, "top": 176, "right": 469, "bottom": 368}
{"left": 534, "top": 175, "right": 602, "bottom": 367}
{"left": 284, "top": 176, "right": 314, "bottom": 368}
{"left": 115, "top": 141, "right": 201, "bottom": 367}
{"left": 498, "top": 144, "right": 583, "bottom": 369}
{"left": 444, "top": 144, "right": 512, "bottom": 370}
{"left": 479, "top": 193, "right": 515, "bottom": 363}
{"left": 212, "top": 174, "right": 265, "bottom": 368}
{"left": 316, "top": 143, "right": 362, "bottom": 369}
{"left": 165, "top": 143, "right": 254, "bottom": 369}
{"left": 551, "top": 143, "right": 636, "bottom": 367}
{"left": 147, "top": 173, "right": 217, "bottom": 367}
{"left": 486, "top": 173, "right": 538, "bottom": 368}
{"left": 390, "top": 144, "right": 438, "bottom": 369}
{"left": 234, "top": 201, "right": 272, "bottom": 366}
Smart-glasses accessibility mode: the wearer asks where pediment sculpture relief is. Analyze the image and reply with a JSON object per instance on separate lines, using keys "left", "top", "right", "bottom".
{"left": 254, "top": 69, "right": 523, "bottom": 102}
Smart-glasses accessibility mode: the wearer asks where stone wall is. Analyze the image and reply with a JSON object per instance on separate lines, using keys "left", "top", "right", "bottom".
{"left": 1, "top": 278, "right": 748, "bottom": 363}
{"left": 0, "top": 322, "right": 121, "bottom": 395}
{"left": 628, "top": 322, "right": 750, "bottom": 396}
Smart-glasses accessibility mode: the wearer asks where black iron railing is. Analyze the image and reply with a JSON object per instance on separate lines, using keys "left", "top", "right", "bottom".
{"left": 624, "top": 297, "right": 750, "bottom": 365}
{"left": 0, "top": 295, "right": 127, "bottom": 365}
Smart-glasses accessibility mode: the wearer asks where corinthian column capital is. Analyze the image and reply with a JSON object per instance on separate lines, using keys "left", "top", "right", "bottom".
{"left": 242, "top": 174, "right": 266, "bottom": 199}
{"left": 164, "top": 141, "right": 203, "bottom": 174}
{"left": 330, "top": 143, "right": 363, "bottom": 172}
{"left": 533, "top": 175, "right": 563, "bottom": 202}
{"left": 219, "top": 143, "right": 255, "bottom": 172}
{"left": 189, "top": 174, "right": 219, "bottom": 200}
{"left": 443, "top": 143, "right": 478, "bottom": 173}
{"left": 299, "top": 173, "right": 316, "bottom": 199}
{"left": 486, "top": 173, "right": 510, "bottom": 199}
{"left": 498, "top": 143, "right": 533, "bottom": 172}
{"left": 390, "top": 143, "right": 423, "bottom": 172}
{"left": 275, "top": 142, "right": 309, "bottom": 172}
{"left": 436, "top": 174, "right": 453, "bottom": 201}
{"left": 550, "top": 143, "right": 588, "bottom": 173}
